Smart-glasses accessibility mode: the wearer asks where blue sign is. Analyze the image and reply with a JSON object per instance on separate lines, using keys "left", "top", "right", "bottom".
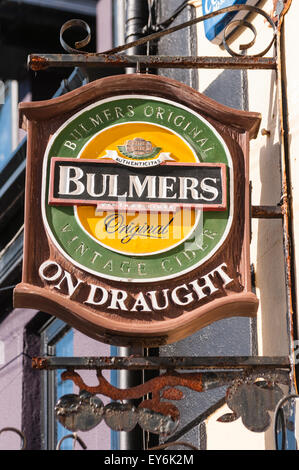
{"left": 202, "top": 0, "right": 261, "bottom": 44}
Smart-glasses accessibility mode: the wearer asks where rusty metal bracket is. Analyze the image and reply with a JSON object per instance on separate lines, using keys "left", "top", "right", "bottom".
{"left": 28, "top": 5, "right": 278, "bottom": 72}
{"left": 32, "top": 355, "right": 290, "bottom": 370}
{"left": 33, "top": 355, "right": 292, "bottom": 436}
{"left": 251, "top": 205, "right": 283, "bottom": 219}
{"left": 28, "top": 54, "right": 277, "bottom": 72}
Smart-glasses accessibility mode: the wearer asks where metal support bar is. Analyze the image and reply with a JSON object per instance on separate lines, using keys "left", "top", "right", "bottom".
{"left": 251, "top": 205, "right": 283, "bottom": 219}
{"left": 276, "top": 7, "right": 298, "bottom": 394}
{"left": 28, "top": 54, "right": 277, "bottom": 71}
{"left": 32, "top": 355, "right": 291, "bottom": 370}
{"left": 28, "top": 5, "right": 277, "bottom": 73}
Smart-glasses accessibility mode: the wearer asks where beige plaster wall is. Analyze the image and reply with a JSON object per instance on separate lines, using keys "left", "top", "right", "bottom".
{"left": 194, "top": 0, "right": 291, "bottom": 450}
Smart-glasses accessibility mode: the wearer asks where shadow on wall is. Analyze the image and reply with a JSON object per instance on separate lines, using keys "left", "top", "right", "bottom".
{"left": 203, "top": 68, "right": 288, "bottom": 358}
{"left": 203, "top": 69, "right": 245, "bottom": 110}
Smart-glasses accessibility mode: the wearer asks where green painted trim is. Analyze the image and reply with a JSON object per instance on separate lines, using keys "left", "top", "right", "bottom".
{"left": 43, "top": 96, "right": 231, "bottom": 282}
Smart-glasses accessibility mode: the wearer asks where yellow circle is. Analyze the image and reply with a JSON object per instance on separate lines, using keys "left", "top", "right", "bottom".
{"left": 76, "top": 123, "right": 198, "bottom": 255}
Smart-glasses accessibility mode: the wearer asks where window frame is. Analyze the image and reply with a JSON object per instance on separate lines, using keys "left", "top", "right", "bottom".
{"left": 39, "top": 317, "right": 73, "bottom": 450}
{"left": 0, "top": 80, "right": 19, "bottom": 173}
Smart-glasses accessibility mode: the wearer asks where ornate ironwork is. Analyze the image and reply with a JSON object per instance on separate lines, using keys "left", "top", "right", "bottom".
{"left": 55, "top": 390, "right": 104, "bottom": 432}
{"left": 56, "top": 433, "right": 87, "bottom": 450}
{"left": 33, "top": 356, "right": 292, "bottom": 436}
{"left": 59, "top": 368, "right": 290, "bottom": 436}
{"left": 28, "top": 4, "right": 280, "bottom": 72}
{"left": 0, "top": 427, "right": 26, "bottom": 450}
{"left": 220, "top": 371, "right": 287, "bottom": 432}
{"left": 59, "top": 19, "right": 91, "bottom": 55}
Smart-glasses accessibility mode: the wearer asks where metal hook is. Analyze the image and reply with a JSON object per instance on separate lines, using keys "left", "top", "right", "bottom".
{"left": 56, "top": 433, "right": 87, "bottom": 450}
{"left": 0, "top": 427, "right": 26, "bottom": 450}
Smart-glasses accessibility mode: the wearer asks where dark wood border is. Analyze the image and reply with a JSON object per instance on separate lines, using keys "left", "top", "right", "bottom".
{"left": 14, "top": 74, "right": 261, "bottom": 346}
{"left": 15, "top": 283, "right": 258, "bottom": 346}
{"left": 19, "top": 74, "right": 261, "bottom": 139}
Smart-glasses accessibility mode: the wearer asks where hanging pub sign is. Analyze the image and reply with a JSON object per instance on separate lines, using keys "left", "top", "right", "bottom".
{"left": 14, "top": 74, "right": 260, "bottom": 346}
{"left": 202, "top": 0, "right": 261, "bottom": 44}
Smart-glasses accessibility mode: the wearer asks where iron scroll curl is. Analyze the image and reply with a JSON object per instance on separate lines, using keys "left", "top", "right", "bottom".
{"left": 59, "top": 5, "right": 277, "bottom": 59}
{"left": 0, "top": 427, "right": 26, "bottom": 450}
{"left": 60, "top": 19, "right": 91, "bottom": 55}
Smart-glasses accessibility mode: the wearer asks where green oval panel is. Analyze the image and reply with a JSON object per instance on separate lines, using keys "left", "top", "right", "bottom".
{"left": 42, "top": 95, "right": 233, "bottom": 282}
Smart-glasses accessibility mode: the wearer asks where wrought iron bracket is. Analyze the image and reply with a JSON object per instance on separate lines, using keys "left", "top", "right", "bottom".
{"left": 32, "top": 355, "right": 292, "bottom": 436}
{"left": 28, "top": 54, "right": 277, "bottom": 72}
{"left": 28, "top": 5, "right": 280, "bottom": 73}
{"left": 251, "top": 205, "right": 283, "bottom": 219}
{"left": 32, "top": 355, "right": 290, "bottom": 371}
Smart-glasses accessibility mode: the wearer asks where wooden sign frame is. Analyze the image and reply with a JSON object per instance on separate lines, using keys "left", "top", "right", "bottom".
{"left": 14, "top": 74, "right": 261, "bottom": 346}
